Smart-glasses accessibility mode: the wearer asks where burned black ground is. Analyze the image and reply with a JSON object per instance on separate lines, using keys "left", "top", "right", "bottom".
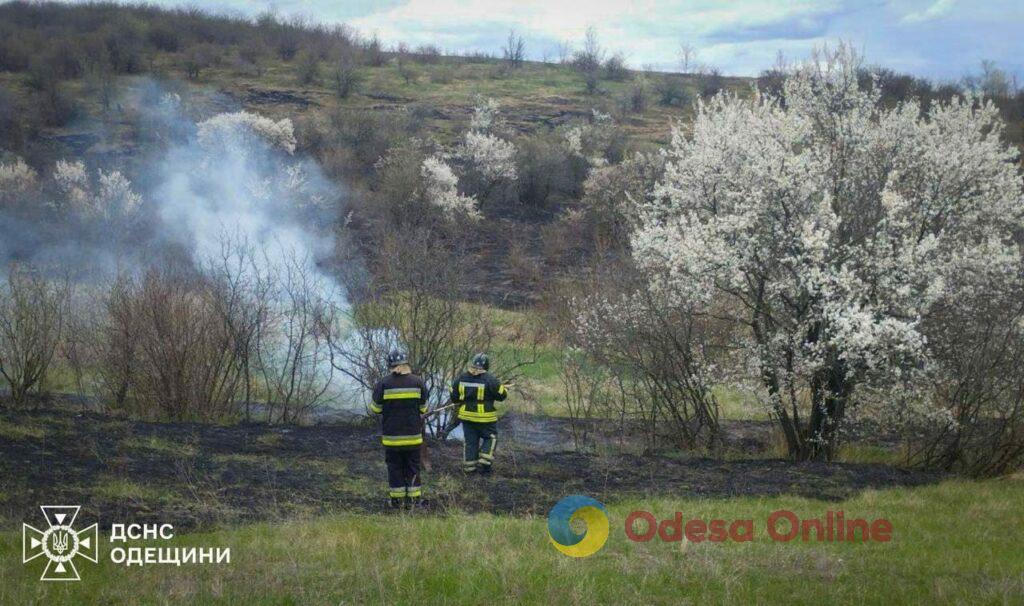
{"left": 0, "top": 408, "right": 941, "bottom": 532}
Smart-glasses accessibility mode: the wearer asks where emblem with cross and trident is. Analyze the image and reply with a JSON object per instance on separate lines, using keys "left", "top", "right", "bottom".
{"left": 23, "top": 505, "right": 99, "bottom": 581}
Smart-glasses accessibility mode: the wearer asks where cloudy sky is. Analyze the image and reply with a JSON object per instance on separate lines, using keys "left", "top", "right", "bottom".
{"left": 128, "top": 0, "right": 1023, "bottom": 80}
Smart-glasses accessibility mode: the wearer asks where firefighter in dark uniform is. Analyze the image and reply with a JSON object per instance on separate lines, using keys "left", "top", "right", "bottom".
{"left": 451, "top": 353, "right": 508, "bottom": 474}
{"left": 370, "top": 350, "right": 428, "bottom": 508}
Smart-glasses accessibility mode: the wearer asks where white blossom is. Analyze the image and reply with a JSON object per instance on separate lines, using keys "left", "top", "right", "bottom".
{"left": 562, "top": 111, "right": 615, "bottom": 169}
{"left": 469, "top": 96, "right": 502, "bottom": 132}
{"left": 462, "top": 131, "right": 517, "bottom": 182}
{"left": 95, "top": 170, "right": 142, "bottom": 218}
{"left": 0, "top": 158, "right": 37, "bottom": 201}
{"left": 53, "top": 159, "right": 89, "bottom": 206}
{"left": 197, "top": 111, "right": 297, "bottom": 154}
{"left": 420, "top": 156, "right": 480, "bottom": 219}
{"left": 630, "top": 45, "right": 1024, "bottom": 448}
{"left": 50, "top": 160, "right": 142, "bottom": 219}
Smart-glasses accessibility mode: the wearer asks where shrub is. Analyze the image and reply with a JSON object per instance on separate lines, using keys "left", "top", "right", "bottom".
{"left": 604, "top": 53, "right": 629, "bottom": 81}
{"left": 655, "top": 75, "right": 690, "bottom": 107}
{"left": 295, "top": 50, "right": 320, "bottom": 85}
{"left": 0, "top": 266, "right": 71, "bottom": 406}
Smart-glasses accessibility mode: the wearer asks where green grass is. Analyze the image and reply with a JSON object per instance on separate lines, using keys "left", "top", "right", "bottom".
{"left": 92, "top": 478, "right": 176, "bottom": 504}
{"left": 2, "top": 477, "right": 1021, "bottom": 604}
{"left": 123, "top": 435, "right": 197, "bottom": 456}
{"left": 0, "top": 418, "right": 46, "bottom": 440}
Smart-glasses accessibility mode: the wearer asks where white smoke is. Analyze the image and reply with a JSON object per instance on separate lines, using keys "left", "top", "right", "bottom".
{"left": 152, "top": 95, "right": 339, "bottom": 290}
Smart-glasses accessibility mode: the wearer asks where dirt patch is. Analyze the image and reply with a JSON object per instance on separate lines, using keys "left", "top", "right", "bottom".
{"left": 0, "top": 409, "right": 942, "bottom": 531}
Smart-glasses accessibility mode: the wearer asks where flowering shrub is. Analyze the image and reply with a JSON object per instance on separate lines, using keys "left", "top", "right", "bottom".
{"left": 50, "top": 159, "right": 141, "bottom": 219}
{"left": 197, "top": 111, "right": 297, "bottom": 154}
{"left": 562, "top": 109, "right": 616, "bottom": 169}
{"left": 469, "top": 95, "right": 502, "bottom": 132}
{"left": 420, "top": 155, "right": 480, "bottom": 219}
{"left": 630, "top": 45, "right": 1024, "bottom": 461}
{"left": 0, "top": 158, "right": 37, "bottom": 196}
{"left": 462, "top": 131, "right": 517, "bottom": 182}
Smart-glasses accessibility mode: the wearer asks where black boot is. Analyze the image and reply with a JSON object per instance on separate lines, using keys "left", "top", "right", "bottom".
{"left": 479, "top": 464, "right": 492, "bottom": 475}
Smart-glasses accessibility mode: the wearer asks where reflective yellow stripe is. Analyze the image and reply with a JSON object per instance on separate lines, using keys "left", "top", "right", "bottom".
{"left": 389, "top": 488, "right": 407, "bottom": 497}
{"left": 407, "top": 487, "right": 422, "bottom": 497}
{"left": 477, "top": 385, "right": 484, "bottom": 400}
{"left": 382, "top": 434, "right": 423, "bottom": 446}
{"left": 458, "top": 383, "right": 465, "bottom": 402}
{"left": 383, "top": 391, "right": 421, "bottom": 400}
{"left": 497, "top": 384, "right": 507, "bottom": 396}
{"left": 457, "top": 409, "right": 498, "bottom": 422}
{"left": 369, "top": 402, "right": 383, "bottom": 413}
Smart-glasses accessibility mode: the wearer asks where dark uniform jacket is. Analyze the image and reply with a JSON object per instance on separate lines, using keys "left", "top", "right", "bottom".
{"left": 371, "top": 372, "right": 427, "bottom": 448}
{"left": 451, "top": 371, "right": 507, "bottom": 423}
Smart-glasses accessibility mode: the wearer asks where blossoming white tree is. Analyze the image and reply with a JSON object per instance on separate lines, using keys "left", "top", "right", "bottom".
{"left": 197, "top": 111, "right": 297, "bottom": 154}
{"left": 420, "top": 155, "right": 480, "bottom": 219}
{"left": 462, "top": 131, "right": 517, "bottom": 182}
{"left": 630, "top": 45, "right": 1023, "bottom": 461}
{"left": 52, "top": 159, "right": 142, "bottom": 220}
{"left": 0, "top": 158, "right": 37, "bottom": 200}
{"left": 459, "top": 97, "right": 518, "bottom": 194}
{"left": 469, "top": 95, "right": 503, "bottom": 132}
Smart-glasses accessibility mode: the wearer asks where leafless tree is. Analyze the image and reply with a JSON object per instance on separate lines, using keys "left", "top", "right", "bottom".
{"left": 204, "top": 235, "right": 274, "bottom": 421}
{"left": 556, "top": 41, "right": 572, "bottom": 64}
{"left": 0, "top": 265, "right": 71, "bottom": 406}
{"left": 330, "top": 47, "right": 363, "bottom": 98}
{"left": 678, "top": 43, "right": 697, "bottom": 73}
{"left": 255, "top": 253, "right": 336, "bottom": 423}
{"left": 325, "top": 229, "right": 538, "bottom": 436}
{"left": 572, "top": 26, "right": 604, "bottom": 73}
{"left": 502, "top": 30, "right": 526, "bottom": 69}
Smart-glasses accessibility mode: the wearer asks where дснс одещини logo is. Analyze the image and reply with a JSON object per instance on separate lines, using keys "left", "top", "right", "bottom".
{"left": 23, "top": 505, "right": 99, "bottom": 581}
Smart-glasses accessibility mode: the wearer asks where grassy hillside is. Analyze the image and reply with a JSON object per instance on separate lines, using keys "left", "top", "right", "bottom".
{"left": 2, "top": 477, "right": 1022, "bottom": 604}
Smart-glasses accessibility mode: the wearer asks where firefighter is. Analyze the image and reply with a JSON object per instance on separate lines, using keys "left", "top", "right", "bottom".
{"left": 370, "top": 350, "right": 428, "bottom": 509}
{"left": 451, "top": 353, "right": 508, "bottom": 474}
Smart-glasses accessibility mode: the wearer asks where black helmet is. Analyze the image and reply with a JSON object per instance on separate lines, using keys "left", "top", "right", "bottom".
{"left": 471, "top": 352, "right": 489, "bottom": 371}
{"left": 386, "top": 349, "right": 409, "bottom": 368}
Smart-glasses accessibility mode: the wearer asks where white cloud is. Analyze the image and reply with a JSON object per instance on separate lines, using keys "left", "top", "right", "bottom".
{"left": 901, "top": 0, "right": 956, "bottom": 24}
{"left": 70, "top": 0, "right": 1023, "bottom": 79}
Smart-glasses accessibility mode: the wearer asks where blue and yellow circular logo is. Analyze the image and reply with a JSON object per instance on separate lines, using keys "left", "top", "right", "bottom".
{"left": 547, "top": 495, "right": 609, "bottom": 557}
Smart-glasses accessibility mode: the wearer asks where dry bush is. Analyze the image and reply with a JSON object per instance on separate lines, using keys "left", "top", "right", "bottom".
{"left": 696, "top": 67, "right": 724, "bottom": 98}
{"left": 551, "top": 263, "right": 731, "bottom": 453}
{"left": 906, "top": 280, "right": 1024, "bottom": 476}
{"left": 604, "top": 53, "right": 629, "bottom": 81}
{"left": 327, "top": 211, "right": 538, "bottom": 435}
{"left": 363, "top": 35, "right": 387, "bottom": 67}
{"left": 656, "top": 75, "right": 690, "bottom": 107}
{"left": 294, "top": 50, "right": 320, "bottom": 85}
{"left": 330, "top": 48, "right": 363, "bottom": 98}
{"left": 0, "top": 266, "right": 71, "bottom": 406}
{"left": 104, "top": 265, "right": 247, "bottom": 421}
